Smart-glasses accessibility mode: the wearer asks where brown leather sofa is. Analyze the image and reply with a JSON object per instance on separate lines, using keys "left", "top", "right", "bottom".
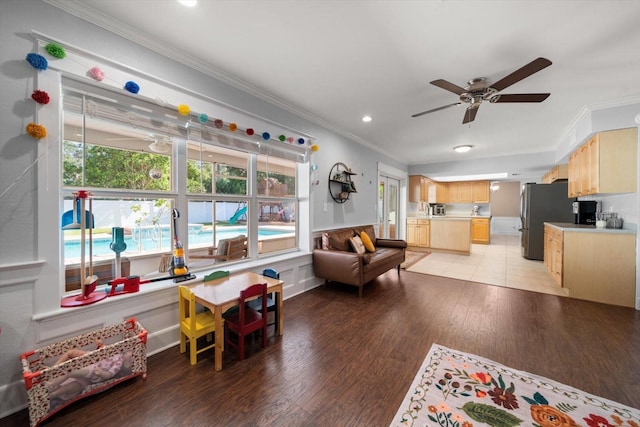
{"left": 312, "top": 225, "right": 406, "bottom": 297}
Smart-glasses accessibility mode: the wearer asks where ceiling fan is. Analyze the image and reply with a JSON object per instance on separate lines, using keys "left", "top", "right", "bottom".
{"left": 106, "top": 133, "right": 171, "bottom": 153}
{"left": 412, "top": 57, "right": 552, "bottom": 124}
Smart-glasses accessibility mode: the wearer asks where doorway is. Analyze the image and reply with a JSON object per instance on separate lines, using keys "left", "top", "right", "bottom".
{"left": 378, "top": 175, "right": 400, "bottom": 239}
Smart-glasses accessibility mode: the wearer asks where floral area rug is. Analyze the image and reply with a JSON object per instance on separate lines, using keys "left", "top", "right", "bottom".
{"left": 390, "top": 344, "right": 639, "bottom": 427}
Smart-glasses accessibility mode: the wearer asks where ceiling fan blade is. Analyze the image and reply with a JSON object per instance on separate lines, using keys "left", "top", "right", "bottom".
{"left": 430, "top": 79, "right": 467, "bottom": 95}
{"left": 491, "top": 93, "right": 550, "bottom": 103}
{"left": 462, "top": 106, "right": 479, "bottom": 124}
{"left": 490, "top": 57, "right": 552, "bottom": 92}
{"left": 411, "top": 102, "right": 461, "bottom": 118}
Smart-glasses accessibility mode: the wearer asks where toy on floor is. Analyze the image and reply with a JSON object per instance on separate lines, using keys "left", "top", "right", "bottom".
{"left": 20, "top": 318, "right": 147, "bottom": 427}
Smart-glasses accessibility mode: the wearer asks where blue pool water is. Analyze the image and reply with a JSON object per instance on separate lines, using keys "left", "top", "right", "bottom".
{"left": 64, "top": 226, "right": 292, "bottom": 259}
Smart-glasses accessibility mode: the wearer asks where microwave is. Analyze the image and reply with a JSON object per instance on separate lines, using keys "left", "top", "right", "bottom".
{"left": 433, "top": 205, "right": 446, "bottom": 216}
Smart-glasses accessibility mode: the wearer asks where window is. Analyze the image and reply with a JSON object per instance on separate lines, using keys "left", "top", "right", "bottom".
{"left": 61, "top": 79, "right": 303, "bottom": 292}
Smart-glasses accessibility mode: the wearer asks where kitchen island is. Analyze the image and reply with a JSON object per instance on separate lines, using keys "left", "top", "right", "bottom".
{"left": 544, "top": 222, "right": 636, "bottom": 307}
{"left": 407, "top": 215, "right": 485, "bottom": 255}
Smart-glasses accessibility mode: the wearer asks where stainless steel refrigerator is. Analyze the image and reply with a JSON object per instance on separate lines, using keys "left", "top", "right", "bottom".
{"left": 520, "top": 182, "right": 575, "bottom": 260}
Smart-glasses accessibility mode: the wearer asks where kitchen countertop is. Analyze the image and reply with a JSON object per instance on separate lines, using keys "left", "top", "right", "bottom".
{"left": 408, "top": 214, "right": 490, "bottom": 220}
{"left": 545, "top": 222, "right": 636, "bottom": 234}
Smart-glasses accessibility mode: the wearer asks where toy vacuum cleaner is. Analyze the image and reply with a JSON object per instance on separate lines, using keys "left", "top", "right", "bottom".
{"left": 169, "top": 208, "right": 195, "bottom": 282}
{"left": 105, "top": 209, "right": 195, "bottom": 296}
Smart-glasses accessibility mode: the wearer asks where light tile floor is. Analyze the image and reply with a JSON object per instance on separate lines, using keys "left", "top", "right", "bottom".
{"left": 407, "top": 234, "right": 569, "bottom": 297}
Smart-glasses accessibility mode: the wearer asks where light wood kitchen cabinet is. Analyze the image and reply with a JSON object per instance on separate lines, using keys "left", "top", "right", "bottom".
{"left": 543, "top": 224, "right": 636, "bottom": 307}
{"left": 471, "top": 218, "right": 490, "bottom": 244}
{"left": 406, "top": 218, "right": 430, "bottom": 247}
{"left": 429, "top": 219, "right": 471, "bottom": 254}
{"left": 447, "top": 181, "right": 473, "bottom": 203}
{"left": 472, "top": 181, "right": 490, "bottom": 203}
{"left": 578, "top": 143, "right": 590, "bottom": 195}
{"left": 409, "top": 175, "right": 429, "bottom": 202}
{"left": 428, "top": 180, "right": 448, "bottom": 204}
{"left": 541, "top": 164, "right": 568, "bottom": 184}
{"left": 567, "top": 128, "right": 637, "bottom": 197}
{"left": 567, "top": 151, "right": 578, "bottom": 197}
{"left": 543, "top": 225, "right": 563, "bottom": 285}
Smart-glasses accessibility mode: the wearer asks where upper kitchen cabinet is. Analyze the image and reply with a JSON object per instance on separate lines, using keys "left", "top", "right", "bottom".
{"left": 472, "top": 181, "right": 490, "bottom": 203}
{"left": 409, "top": 175, "right": 429, "bottom": 202}
{"left": 448, "top": 181, "right": 473, "bottom": 203}
{"left": 448, "top": 181, "right": 489, "bottom": 203}
{"left": 428, "top": 180, "right": 448, "bottom": 204}
{"left": 541, "top": 164, "right": 568, "bottom": 184}
{"left": 567, "top": 128, "right": 637, "bottom": 197}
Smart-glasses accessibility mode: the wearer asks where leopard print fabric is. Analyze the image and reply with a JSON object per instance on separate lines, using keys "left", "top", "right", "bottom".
{"left": 20, "top": 318, "right": 147, "bottom": 427}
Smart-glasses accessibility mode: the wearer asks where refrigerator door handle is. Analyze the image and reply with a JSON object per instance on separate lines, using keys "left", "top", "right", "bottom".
{"left": 519, "top": 189, "right": 525, "bottom": 231}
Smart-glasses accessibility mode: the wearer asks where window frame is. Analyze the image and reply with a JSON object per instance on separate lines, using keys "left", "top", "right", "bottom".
{"left": 55, "top": 76, "right": 305, "bottom": 298}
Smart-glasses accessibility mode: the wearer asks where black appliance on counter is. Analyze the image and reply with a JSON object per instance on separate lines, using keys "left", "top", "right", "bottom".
{"left": 520, "top": 182, "right": 575, "bottom": 260}
{"left": 572, "top": 200, "right": 598, "bottom": 225}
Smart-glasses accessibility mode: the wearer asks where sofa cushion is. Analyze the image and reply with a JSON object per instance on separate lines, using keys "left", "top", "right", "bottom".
{"left": 360, "top": 231, "right": 376, "bottom": 253}
{"left": 362, "top": 247, "right": 403, "bottom": 273}
{"left": 321, "top": 233, "right": 330, "bottom": 250}
{"left": 327, "top": 228, "right": 355, "bottom": 251}
{"left": 349, "top": 236, "right": 366, "bottom": 254}
{"left": 354, "top": 225, "right": 376, "bottom": 240}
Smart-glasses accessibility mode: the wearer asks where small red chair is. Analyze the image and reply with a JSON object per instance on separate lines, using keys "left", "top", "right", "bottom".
{"left": 224, "top": 283, "right": 268, "bottom": 361}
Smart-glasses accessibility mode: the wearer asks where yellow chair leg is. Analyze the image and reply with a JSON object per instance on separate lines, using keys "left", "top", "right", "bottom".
{"left": 189, "top": 337, "right": 198, "bottom": 365}
{"left": 179, "top": 333, "right": 186, "bottom": 353}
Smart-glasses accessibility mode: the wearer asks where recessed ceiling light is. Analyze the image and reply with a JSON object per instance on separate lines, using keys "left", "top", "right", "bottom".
{"left": 178, "top": 0, "right": 198, "bottom": 7}
{"left": 453, "top": 145, "right": 473, "bottom": 153}
{"left": 362, "top": 115, "right": 372, "bottom": 123}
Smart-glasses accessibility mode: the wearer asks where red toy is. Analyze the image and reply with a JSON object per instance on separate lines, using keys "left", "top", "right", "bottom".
{"left": 107, "top": 273, "right": 195, "bottom": 296}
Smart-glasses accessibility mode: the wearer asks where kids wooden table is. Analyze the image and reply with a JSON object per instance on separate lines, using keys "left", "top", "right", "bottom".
{"left": 186, "top": 271, "right": 283, "bottom": 371}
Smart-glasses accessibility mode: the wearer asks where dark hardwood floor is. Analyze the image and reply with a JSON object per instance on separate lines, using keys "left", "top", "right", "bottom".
{"left": 4, "top": 270, "right": 640, "bottom": 426}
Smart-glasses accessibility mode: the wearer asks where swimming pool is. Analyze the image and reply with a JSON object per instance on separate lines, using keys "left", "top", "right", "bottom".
{"left": 63, "top": 226, "right": 293, "bottom": 259}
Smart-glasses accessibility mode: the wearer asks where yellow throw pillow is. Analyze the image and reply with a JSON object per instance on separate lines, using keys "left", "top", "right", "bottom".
{"left": 360, "top": 231, "right": 375, "bottom": 253}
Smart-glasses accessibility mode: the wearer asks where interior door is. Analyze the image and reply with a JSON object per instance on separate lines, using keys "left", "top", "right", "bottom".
{"left": 378, "top": 176, "right": 400, "bottom": 239}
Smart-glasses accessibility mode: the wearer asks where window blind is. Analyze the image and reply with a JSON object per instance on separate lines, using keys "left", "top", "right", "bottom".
{"left": 62, "top": 77, "right": 308, "bottom": 163}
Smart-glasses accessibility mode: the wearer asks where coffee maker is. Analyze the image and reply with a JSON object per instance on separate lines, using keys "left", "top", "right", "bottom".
{"left": 572, "top": 201, "right": 597, "bottom": 225}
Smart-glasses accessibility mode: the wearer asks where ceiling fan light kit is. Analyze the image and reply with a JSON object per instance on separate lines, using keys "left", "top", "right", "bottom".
{"left": 412, "top": 57, "right": 552, "bottom": 124}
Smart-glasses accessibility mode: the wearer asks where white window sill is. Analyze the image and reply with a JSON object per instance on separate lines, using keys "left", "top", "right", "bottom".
{"left": 33, "top": 251, "right": 311, "bottom": 322}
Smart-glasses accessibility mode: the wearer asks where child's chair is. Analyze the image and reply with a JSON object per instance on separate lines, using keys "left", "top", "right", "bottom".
{"left": 246, "top": 268, "right": 279, "bottom": 332}
{"left": 178, "top": 286, "right": 218, "bottom": 365}
{"left": 224, "top": 283, "right": 268, "bottom": 361}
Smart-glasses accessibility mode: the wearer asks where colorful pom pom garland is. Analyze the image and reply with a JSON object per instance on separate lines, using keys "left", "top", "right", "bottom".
{"left": 177, "top": 104, "right": 190, "bottom": 116}
{"left": 22, "top": 43, "right": 317, "bottom": 151}
{"left": 31, "top": 90, "right": 50, "bottom": 105}
{"left": 26, "top": 53, "right": 48, "bottom": 70}
{"left": 26, "top": 123, "right": 47, "bottom": 140}
{"left": 45, "top": 43, "right": 66, "bottom": 59}
{"left": 89, "top": 67, "right": 105, "bottom": 81}
{"left": 124, "top": 81, "right": 140, "bottom": 94}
